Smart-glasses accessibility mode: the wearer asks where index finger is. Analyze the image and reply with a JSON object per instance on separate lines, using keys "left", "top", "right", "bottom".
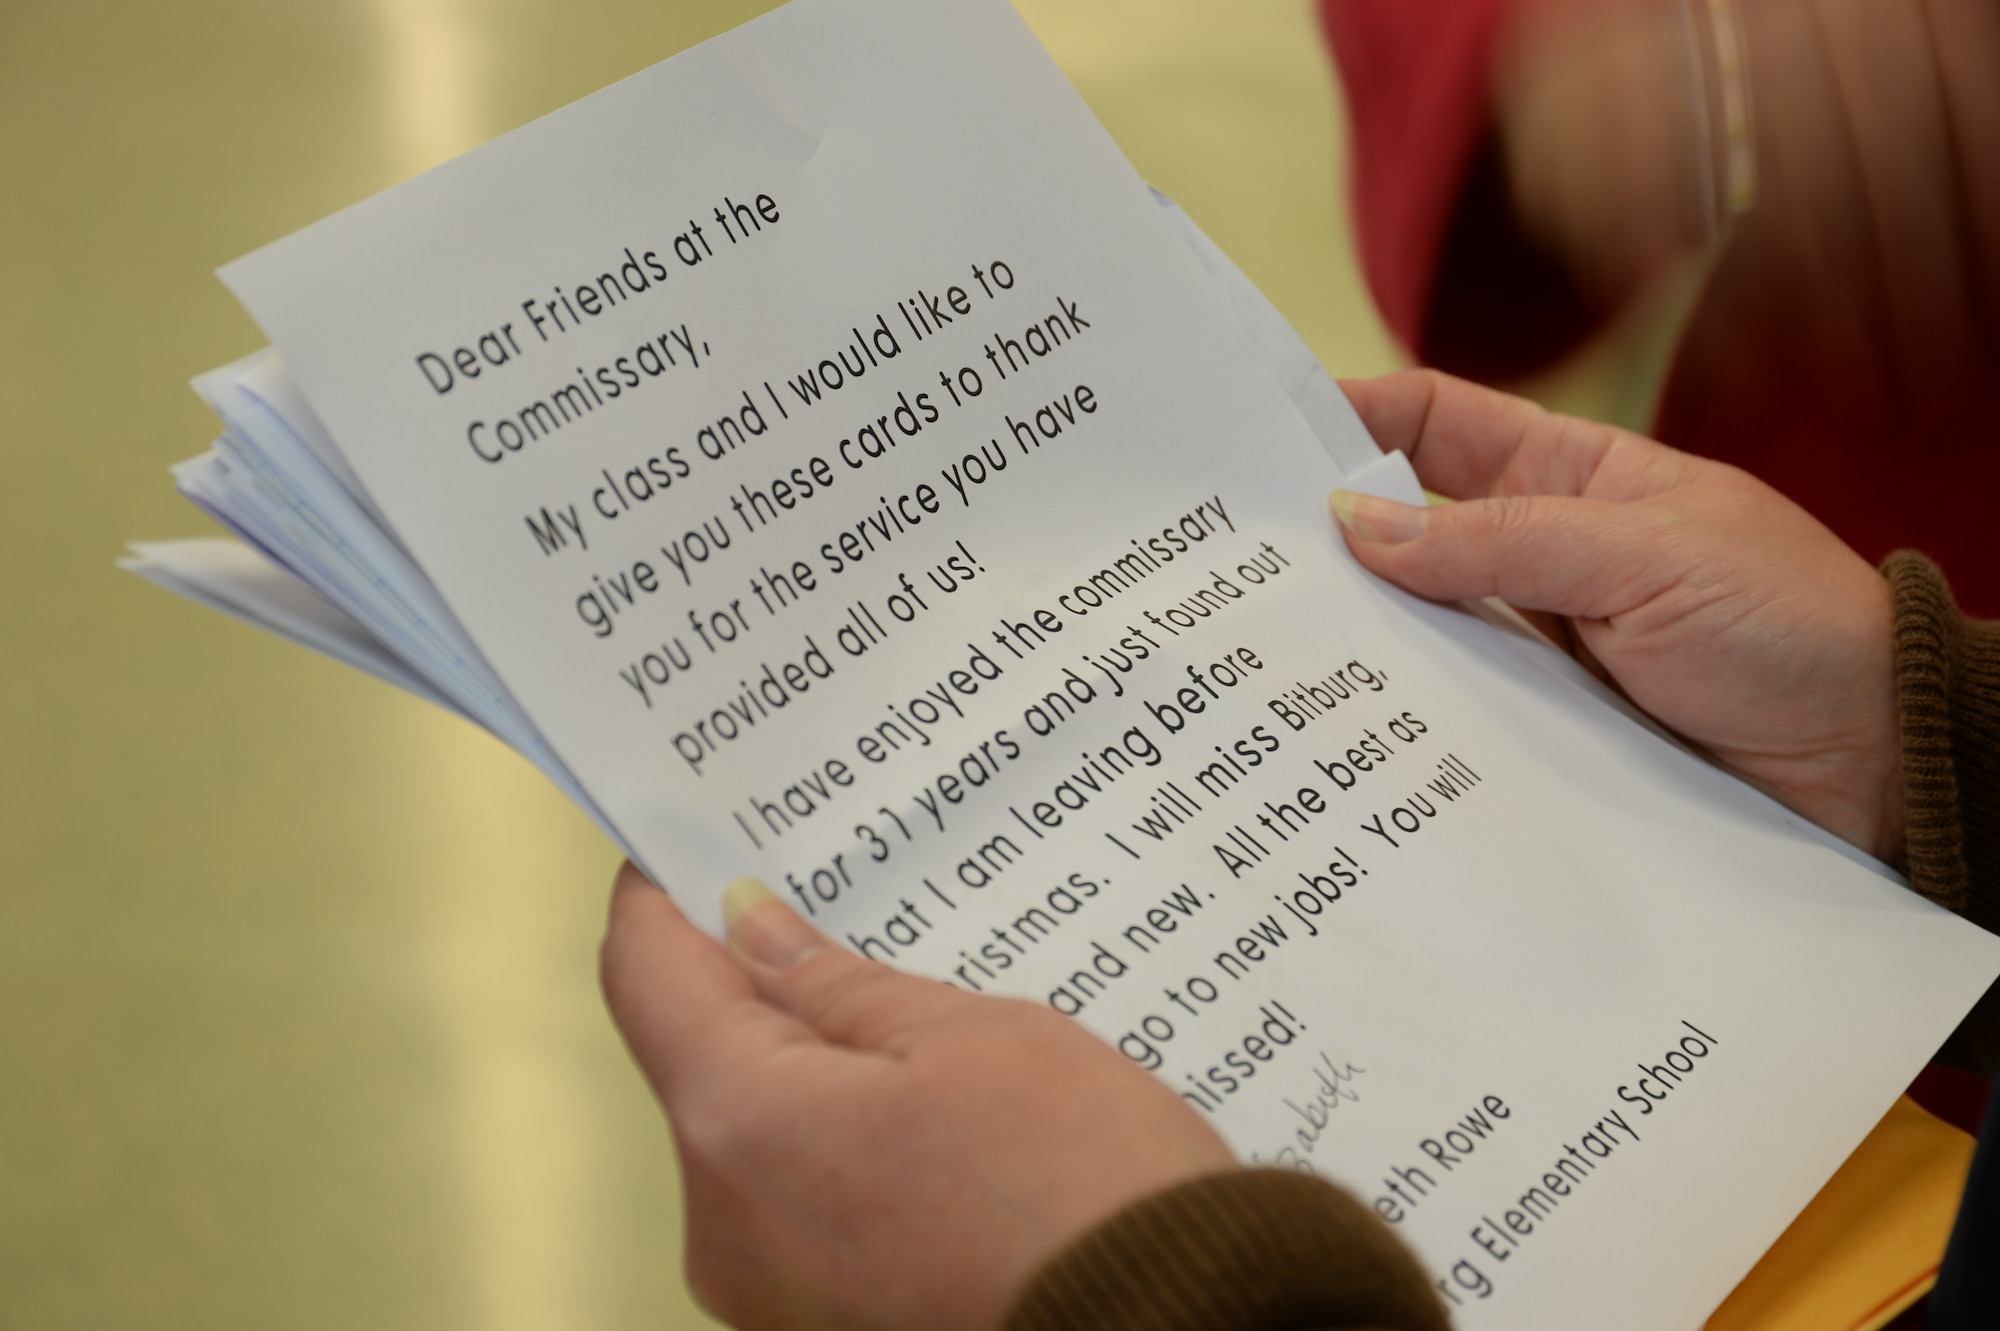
{"left": 600, "top": 862, "right": 816, "bottom": 1105}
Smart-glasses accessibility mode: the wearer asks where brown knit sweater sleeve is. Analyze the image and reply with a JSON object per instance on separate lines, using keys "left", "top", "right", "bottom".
{"left": 1885, "top": 551, "right": 2000, "bottom": 1073}
{"left": 1002, "top": 1169, "right": 1449, "bottom": 1331}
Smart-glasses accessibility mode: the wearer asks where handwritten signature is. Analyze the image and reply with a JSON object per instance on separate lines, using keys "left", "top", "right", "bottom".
{"left": 1250, "top": 1051, "right": 1367, "bottom": 1171}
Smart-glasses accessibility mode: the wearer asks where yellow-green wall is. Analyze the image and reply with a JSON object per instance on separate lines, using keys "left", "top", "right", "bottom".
{"left": 0, "top": 3, "right": 1398, "bottom": 1326}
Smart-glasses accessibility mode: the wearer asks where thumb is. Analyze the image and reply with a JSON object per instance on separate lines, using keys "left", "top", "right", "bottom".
{"left": 1331, "top": 488, "right": 1670, "bottom": 620}
{"left": 724, "top": 879, "right": 964, "bottom": 1049}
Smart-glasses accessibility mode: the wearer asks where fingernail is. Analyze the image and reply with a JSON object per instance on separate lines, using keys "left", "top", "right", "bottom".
{"left": 721, "top": 877, "right": 826, "bottom": 969}
{"left": 1329, "top": 489, "right": 1430, "bottom": 543}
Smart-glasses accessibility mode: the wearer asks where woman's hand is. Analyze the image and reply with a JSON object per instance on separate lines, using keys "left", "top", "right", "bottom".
{"left": 1333, "top": 370, "right": 1904, "bottom": 863}
{"left": 600, "top": 865, "right": 1234, "bottom": 1331}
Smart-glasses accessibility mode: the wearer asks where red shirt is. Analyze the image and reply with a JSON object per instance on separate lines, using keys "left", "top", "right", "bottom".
{"left": 1319, "top": 0, "right": 2000, "bottom": 614}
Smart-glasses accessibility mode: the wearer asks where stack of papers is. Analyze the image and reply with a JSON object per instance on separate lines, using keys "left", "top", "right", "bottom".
{"left": 124, "top": 193, "right": 1389, "bottom": 853}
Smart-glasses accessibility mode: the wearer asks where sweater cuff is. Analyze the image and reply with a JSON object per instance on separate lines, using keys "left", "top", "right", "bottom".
{"left": 1886, "top": 551, "right": 2000, "bottom": 924}
{"left": 1002, "top": 1169, "right": 1449, "bottom": 1331}
{"left": 1886, "top": 551, "right": 2000, "bottom": 1074}
{"left": 1887, "top": 551, "right": 1972, "bottom": 913}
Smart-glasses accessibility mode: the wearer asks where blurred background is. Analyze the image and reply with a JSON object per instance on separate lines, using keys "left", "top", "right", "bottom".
{"left": 0, "top": 3, "right": 1411, "bottom": 1327}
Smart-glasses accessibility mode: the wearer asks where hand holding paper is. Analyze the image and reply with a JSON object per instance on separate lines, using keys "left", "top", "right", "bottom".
{"left": 1334, "top": 370, "right": 1903, "bottom": 862}
{"left": 601, "top": 372, "right": 1967, "bottom": 1329}
{"left": 601, "top": 861, "right": 1234, "bottom": 1331}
